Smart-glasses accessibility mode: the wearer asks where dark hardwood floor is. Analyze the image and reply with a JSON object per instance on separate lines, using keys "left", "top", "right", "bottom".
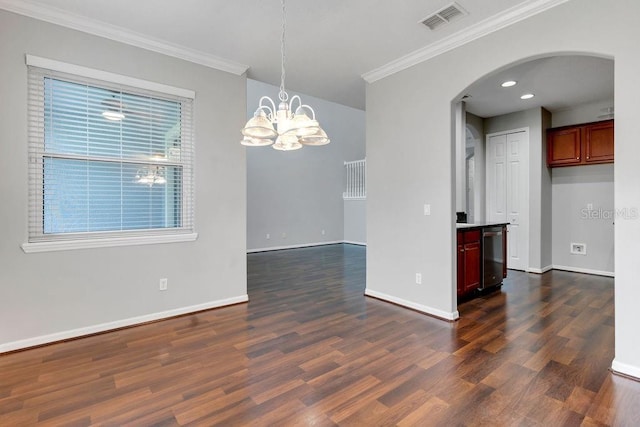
{"left": 1, "top": 244, "right": 639, "bottom": 426}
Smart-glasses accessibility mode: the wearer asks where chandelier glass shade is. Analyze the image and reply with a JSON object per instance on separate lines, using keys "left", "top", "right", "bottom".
{"left": 135, "top": 165, "right": 166, "bottom": 187}
{"left": 241, "top": 0, "right": 329, "bottom": 151}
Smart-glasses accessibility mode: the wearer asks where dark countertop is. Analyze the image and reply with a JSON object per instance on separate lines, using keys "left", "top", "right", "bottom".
{"left": 456, "top": 222, "right": 510, "bottom": 231}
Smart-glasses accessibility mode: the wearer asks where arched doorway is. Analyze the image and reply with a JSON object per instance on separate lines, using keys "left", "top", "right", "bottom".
{"left": 454, "top": 53, "right": 614, "bottom": 275}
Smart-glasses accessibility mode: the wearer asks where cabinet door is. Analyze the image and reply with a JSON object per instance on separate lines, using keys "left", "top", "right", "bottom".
{"left": 547, "top": 127, "right": 581, "bottom": 166}
{"left": 463, "top": 241, "right": 481, "bottom": 293}
{"left": 457, "top": 243, "right": 465, "bottom": 297}
{"left": 502, "top": 226, "right": 508, "bottom": 278}
{"left": 585, "top": 120, "right": 614, "bottom": 163}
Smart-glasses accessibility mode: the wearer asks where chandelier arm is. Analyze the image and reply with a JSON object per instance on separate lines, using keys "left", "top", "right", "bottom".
{"left": 298, "top": 104, "right": 317, "bottom": 120}
{"left": 278, "top": 0, "right": 288, "bottom": 102}
{"left": 288, "top": 95, "right": 302, "bottom": 112}
{"left": 257, "top": 96, "right": 276, "bottom": 119}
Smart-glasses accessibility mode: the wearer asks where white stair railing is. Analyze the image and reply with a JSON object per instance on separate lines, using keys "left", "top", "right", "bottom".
{"left": 343, "top": 158, "right": 366, "bottom": 200}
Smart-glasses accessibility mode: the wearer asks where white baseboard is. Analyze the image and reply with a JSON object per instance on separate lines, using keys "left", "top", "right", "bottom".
{"left": 611, "top": 359, "right": 640, "bottom": 380}
{"left": 247, "top": 240, "right": 344, "bottom": 253}
{"left": 552, "top": 265, "right": 615, "bottom": 277}
{"left": 526, "top": 265, "right": 553, "bottom": 274}
{"left": 0, "top": 295, "right": 248, "bottom": 354}
{"left": 364, "top": 288, "right": 459, "bottom": 321}
{"left": 343, "top": 240, "right": 366, "bottom": 246}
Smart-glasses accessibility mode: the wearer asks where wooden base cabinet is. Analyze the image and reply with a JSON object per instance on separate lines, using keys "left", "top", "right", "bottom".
{"left": 502, "top": 225, "right": 507, "bottom": 279}
{"left": 547, "top": 119, "right": 613, "bottom": 167}
{"left": 457, "top": 230, "right": 481, "bottom": 297}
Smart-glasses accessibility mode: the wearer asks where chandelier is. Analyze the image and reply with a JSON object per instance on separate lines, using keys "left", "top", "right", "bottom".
{"left": 240, "top": 0, "right": 329, "bottom": 151}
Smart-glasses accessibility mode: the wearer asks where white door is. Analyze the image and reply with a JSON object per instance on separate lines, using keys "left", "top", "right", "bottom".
{"left": 486, "top": 130, "right": 529, "bottom": 271}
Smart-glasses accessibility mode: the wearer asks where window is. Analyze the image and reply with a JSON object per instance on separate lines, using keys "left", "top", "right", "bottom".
{"left": 23, "top": 56, "right": 196, "bottom": 252}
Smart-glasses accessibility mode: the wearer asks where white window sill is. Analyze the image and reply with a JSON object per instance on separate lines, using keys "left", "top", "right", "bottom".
{"left": 21, "top": 233, "right": 198, "bottom": 253}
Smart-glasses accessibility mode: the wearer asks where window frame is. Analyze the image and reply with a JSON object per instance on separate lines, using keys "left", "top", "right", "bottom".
{"left": 22, "top": 55, "right": 197, "bottom": 253}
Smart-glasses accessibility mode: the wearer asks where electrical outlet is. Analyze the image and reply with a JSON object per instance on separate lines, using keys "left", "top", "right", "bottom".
{"left": 282, "top": 232, "right": 287, "bottom": 239}
{"left": 159, "top": 278, "right": 168, "bottom": 291}
{"left": 416, "top": 273, "right": 422, "bottom": 285}
{"left": 266, "top": 233, "right": 270, "bottom": 239}
{"left": 424, "top": 204, "right": 431, "bottom": 216}
{"left": 570, "top": 243, "right": 587, "bottom": 255}
{"left": 321, "top": 229, "right": 325, "bottom": 235}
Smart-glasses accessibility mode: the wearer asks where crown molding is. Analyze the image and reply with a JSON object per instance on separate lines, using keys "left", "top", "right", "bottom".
{"left": 0, "top": 0, "right": 249, "bottom": 76}
{"left": 362, "top": 0, "right": 571, "bottom": 84}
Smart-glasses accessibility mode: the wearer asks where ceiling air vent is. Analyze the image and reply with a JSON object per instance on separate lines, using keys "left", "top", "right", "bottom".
{"left": 420, "top": 2, "right": 467, "bottom": 30}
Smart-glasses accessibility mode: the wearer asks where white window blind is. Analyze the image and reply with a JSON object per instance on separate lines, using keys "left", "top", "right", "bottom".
{"left": 343, "top": 159, "right": 366, "bottom": 200}
{"left": 26, "top": 61, "right": 195, "bottom": 247}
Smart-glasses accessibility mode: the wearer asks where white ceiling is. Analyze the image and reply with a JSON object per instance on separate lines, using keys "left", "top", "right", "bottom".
{"left": 464, "top": 55, "right": 614, "bottom": 118}
{"left": 3, "top": 0, "right": 613, "bottom": 115}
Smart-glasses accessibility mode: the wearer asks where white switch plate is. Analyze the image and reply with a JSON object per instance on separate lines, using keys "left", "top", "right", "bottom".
{"left": 416, "top": 273, "right": 422, "bottom": 284}
{"left": 159, "top": 278, "right": 168, "bottom": 291}
{"left": 424, "top": 204, "right": 431, "bottom": 216}
{"left": 587, "top": 203, "right": 593, "bottom": 210}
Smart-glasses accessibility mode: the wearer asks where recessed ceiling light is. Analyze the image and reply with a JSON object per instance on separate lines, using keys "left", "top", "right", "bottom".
{"left": 520, "top": 93, "right": 535, "bottom": 100}
{"left": 501, "top": 80, "right": 517, "bottom": 87}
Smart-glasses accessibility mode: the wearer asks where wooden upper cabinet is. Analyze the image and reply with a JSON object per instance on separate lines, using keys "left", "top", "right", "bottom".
{"left": 585, "top": 120, "right": 614, "bottom": 163}
{"left": 547, "top": 127, "right": 581, "bottom": 166}
{"left": 547, "top": 119, "right": 613, "bottom": 167}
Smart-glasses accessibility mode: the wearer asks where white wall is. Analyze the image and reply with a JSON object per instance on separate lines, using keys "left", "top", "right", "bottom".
{"left": 365, "top": 0, "right": 640, "bottom": 377}
{"left": 553, "top": 98, "right": 614, "bottom": 127}
{"left": 552, "top": 164, "right": 614, "bottom": 274}
{"left": 541, "top": 109, "right": 553, "bottom": 269}
{"left": 342, "top": 95, "right": 367, "bottom": 246}
{"left": 466, "top": 112, "right": 485, "bottom": 224}
{"left": 246, "top": 79, "right": 365, "bottom": 251}
{"left": 551, "top": 99, "right": 615, "bottom": 276}
{"left": 455, "top": 102, "right": 466, "bottom": 212}
{"left": 0, "top": 11, "right": 247, "bottom": 351}
{"left": 480, "top": 103, "right": 611, "bottom": 275}
{"left": 344, "top": 200, "right": 366, "bottom": 245}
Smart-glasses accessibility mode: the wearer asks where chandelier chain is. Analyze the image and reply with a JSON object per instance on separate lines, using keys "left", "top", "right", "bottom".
{"left": 278, "top": 0, "right": 288, "bottom": 102}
